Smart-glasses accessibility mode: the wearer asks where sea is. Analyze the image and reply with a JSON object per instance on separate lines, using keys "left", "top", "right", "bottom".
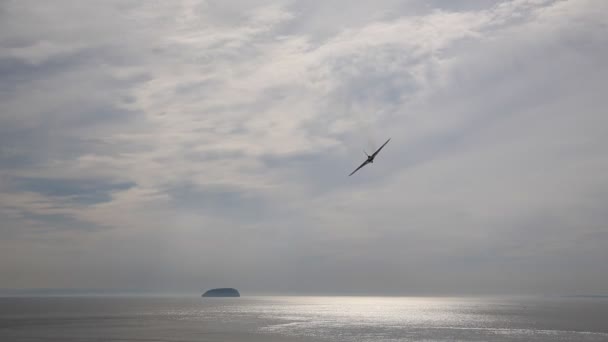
{"left": 0, "top": 296, "right": 607, "bottom": 342}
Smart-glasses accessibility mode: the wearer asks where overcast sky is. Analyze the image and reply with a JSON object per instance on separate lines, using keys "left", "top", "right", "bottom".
{"left": 1, "top": 0, "right": 607, "bottom": 296}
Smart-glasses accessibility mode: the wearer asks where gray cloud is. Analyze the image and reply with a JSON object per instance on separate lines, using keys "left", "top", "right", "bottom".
{"left": 13, "top": 177, "right": 135, "bottom": 205}
{"left": 0, "top": 0, "right": 607, "bottom": 295}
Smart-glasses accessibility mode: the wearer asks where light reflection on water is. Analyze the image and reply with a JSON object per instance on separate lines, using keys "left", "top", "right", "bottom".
{"left": 1, "top": 296, "right": 607, "bottom": 342}
{"left": 236, "top": 296, "right": 608, "bottom": 341}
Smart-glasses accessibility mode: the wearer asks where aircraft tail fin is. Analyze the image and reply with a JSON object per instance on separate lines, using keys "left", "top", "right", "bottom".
{"left": 364, "top": 150, "right": 370, "bottom": 157}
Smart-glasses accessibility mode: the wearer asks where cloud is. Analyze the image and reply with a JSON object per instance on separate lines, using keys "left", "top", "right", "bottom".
{"left": 0, "top": 0, "right": 607, "bottom": 295}
{"left": 13, "top": 177, "right": 135, "bottom": 205}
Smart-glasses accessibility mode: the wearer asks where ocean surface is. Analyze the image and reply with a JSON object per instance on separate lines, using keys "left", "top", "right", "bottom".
{"left": 0, "top": 296, "right": 607, "bottom": 342}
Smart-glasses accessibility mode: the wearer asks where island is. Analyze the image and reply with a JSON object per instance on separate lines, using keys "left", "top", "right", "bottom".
{"left": 202, "top": 288, "right": 240, "bottom": 297}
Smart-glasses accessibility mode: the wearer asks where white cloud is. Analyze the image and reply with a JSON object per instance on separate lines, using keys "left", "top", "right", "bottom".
{"left": 1, "top": 0, "right": 607, "bottom": 294}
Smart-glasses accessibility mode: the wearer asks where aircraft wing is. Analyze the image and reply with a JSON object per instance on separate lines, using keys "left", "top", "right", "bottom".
{"left": 349, "top": 160, "right": 370, "bottom": 176}
{"left": 371, "top": 138, "right": 391, "bottom": 158}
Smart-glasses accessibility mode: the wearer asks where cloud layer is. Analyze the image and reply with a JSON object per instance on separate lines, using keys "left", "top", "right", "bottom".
{"left": 1, "top": 0, "right": 607, "bottom": 295}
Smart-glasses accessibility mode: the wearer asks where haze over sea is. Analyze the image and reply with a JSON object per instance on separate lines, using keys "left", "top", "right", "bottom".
{"left": 1, "top": 296, "right": 607, "bottom": 342}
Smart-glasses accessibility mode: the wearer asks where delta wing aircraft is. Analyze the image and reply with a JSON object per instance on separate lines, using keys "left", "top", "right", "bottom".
{"left": 349, "top": 138, "right": 391, "bottom": 176}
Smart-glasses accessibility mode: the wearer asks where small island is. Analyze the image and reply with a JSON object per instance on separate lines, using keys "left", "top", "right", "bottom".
{"left": 202, "top": 288, "right": 240, "bottom": 297}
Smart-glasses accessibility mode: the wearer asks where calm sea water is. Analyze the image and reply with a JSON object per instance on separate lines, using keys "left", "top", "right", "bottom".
{"left": 0, "top": 296, "right": 607, "bottom": 342}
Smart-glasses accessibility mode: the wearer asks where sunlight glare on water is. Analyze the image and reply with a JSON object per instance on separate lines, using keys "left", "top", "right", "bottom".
{"left": 244, "top": 296, "right": 608, "bottom": 342}
{"left": 1, "top": 296, "right": 607, "bottom": 342}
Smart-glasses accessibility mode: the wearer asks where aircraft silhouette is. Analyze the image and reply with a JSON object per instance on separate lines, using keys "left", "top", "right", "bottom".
{"left": 349, "top": 138, "right": 391, "bottom": 176}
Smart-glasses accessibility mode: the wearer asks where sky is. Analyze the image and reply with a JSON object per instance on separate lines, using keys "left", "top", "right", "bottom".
{"left": 1, "top": 0, "right": 607, "bottom": 296}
